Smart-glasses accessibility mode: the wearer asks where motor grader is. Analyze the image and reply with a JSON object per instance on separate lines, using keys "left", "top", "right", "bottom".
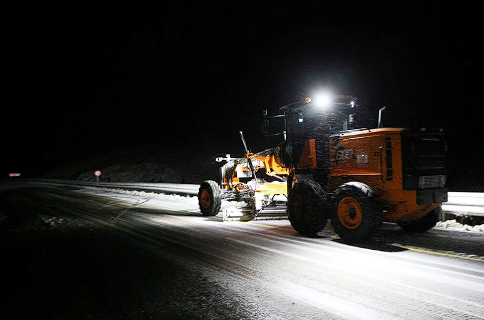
{"left": 198, "top": 95, "right": 447, "bottom": 241}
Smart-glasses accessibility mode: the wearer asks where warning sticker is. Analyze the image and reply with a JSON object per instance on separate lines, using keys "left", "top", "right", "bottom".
{"left": 356, "top": 154, "right": 368, "bottom": 164}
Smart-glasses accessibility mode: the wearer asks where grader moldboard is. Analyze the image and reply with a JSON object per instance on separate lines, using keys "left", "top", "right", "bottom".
{"left": 198, "top": 95, "right": 448, "bottom": 241}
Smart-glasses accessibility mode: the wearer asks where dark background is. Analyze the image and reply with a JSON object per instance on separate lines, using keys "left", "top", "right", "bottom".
{"left": 3, "top": 1, "right": 482, "bottom": 189}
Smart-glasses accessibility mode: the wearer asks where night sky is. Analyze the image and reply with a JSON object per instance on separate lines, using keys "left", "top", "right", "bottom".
{"left": 3, "top": 2, "right": 482, "bottom": 187}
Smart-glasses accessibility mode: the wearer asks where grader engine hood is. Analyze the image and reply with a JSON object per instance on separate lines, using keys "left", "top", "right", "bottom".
{"left": 401, "top": 129, "right": 447, "bottom": 205}
{"left": 401, "top": 129, "right": 446, "bottom": 189}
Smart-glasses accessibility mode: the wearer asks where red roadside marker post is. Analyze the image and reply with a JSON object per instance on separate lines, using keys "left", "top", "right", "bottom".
{"left": 94, "top": 170, "right": 102, "bottom": 182}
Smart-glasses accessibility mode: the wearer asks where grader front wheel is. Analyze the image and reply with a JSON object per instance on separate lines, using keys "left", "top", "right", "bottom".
{"left": 198, "top": 180, "right": 222, "bottom": 216}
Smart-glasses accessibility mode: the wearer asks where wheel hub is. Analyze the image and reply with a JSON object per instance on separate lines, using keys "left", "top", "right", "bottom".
{"left": 338, "top": 197, "right": 363, "bottom": 229}
{"left": 201, "top": 189, "right": 211, "bottom": 208}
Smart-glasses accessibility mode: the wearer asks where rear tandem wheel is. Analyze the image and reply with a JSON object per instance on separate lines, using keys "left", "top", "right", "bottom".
{"left": 330, "top": 182, "right": 382, "bottom": 242}
{"left": 397, "top": 206, "right": 441, "bottom": 233}
{"left": 287, "top": 179, "right": 328, "bottom": 237}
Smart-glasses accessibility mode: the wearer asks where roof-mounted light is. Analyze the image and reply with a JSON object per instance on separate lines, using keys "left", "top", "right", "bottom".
{"left": 313, "top": 93, "right": 333, "bottom": 109}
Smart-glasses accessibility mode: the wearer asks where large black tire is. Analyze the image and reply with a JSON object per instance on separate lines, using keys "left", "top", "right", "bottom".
{"left": 331, "top": 182, "right": 382, "bottom": 242}
{"left": 287, "top": 179, "right": 328, "bottom": 236}
{"left": 198, "top": 180, "right": 222, "bottom": 216}
{"left": 397, "top": 206, "right": 441, "bottom": 233}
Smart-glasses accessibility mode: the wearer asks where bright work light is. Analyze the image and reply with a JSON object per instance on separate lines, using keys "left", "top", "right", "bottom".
{"left": 313, "top": 93, "right": 333, "bottom": 109}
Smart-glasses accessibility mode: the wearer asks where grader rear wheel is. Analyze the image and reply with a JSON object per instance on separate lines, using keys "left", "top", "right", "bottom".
{"left": 287, "top": 180, "right": 328, "bottom": 237}
{"left": 397, "top": 206, "right": 441, "bottom": 233}
{"left": 331, "top": 183, "right": 382, "bottom": 242}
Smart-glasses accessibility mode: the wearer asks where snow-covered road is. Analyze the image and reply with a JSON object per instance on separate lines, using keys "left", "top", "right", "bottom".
{"left": 1, "top": 184, "right": 483, "bottom": 319}
{"left": 78, "top": 187, "right": 484, "bottom": 319}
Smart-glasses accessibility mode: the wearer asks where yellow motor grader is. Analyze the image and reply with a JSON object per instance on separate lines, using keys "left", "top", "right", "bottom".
{"left": 198, "top": 95, "right": 447, "bottom": 241}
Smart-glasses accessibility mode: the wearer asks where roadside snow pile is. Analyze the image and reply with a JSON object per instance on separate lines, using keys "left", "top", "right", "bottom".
{"left": 84, "top": 186, "right": 198, "bottom": 203}
{"left": 76, "top": 161, "right": 184, "bottom": 183}
{"left": 436, "top": 219, "right": 484, "bottom": 232}
{"left": 43, "top": 143, "right": 226, "bottom": 184}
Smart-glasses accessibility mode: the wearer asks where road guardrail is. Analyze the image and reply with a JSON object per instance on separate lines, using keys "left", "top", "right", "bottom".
{"left": 3, "top": 179, "right": 483, "bottom": 218}
{"left": 442, "top": 192, "right": 484, "bottom": 218}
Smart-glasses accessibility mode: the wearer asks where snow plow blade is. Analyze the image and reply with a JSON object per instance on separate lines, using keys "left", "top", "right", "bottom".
{"left": 222, "top": 206, "right": 287, "bottom": 221}
{"left": 253, "top": 213, "right": 288, "bottom": 221}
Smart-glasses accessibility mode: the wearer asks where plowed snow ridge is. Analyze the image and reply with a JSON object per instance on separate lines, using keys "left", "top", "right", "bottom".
{"left": 84, "top": 186, "right": 484, "bottom": 232}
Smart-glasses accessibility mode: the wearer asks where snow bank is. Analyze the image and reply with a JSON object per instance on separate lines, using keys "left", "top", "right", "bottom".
{"left": 435, "top": 219, "right": 484, "bottom": 233}
{"left": 85, "top": 187, "right": 484, "bottom": 233}
{"left": 76, "top": 161, "right": 184, "bottom": 183}
{"left": 44, "top": 145, "right": 221, "bottom": 184}
{"left": 84, "top": 186, "right": 198, "bottom": 203}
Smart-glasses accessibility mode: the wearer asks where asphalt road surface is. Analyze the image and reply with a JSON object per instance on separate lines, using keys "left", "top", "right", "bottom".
{"left": 1, "top": 184, "right": 483, "bottom": 319}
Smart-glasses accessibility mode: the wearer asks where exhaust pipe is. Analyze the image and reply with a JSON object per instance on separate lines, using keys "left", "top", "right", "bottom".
{"left": 378, "top": 106, "right": 386, "bottom": 128}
